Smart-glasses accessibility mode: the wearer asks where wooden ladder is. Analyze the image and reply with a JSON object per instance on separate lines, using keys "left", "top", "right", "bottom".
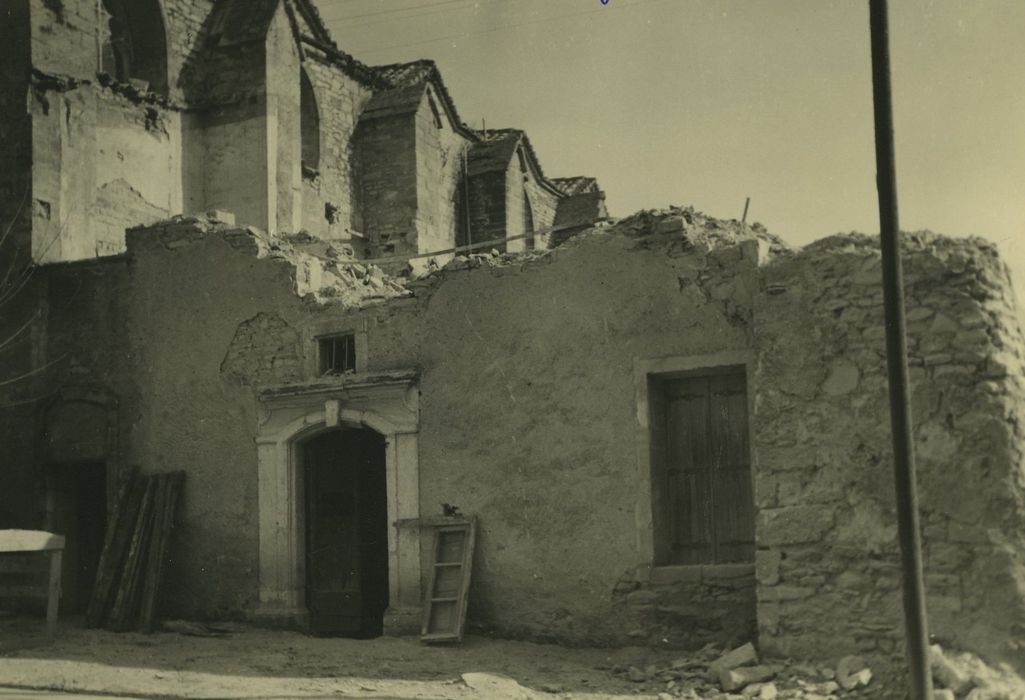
{"left": 421, "top": 516, "right": 476, "bottom": 643}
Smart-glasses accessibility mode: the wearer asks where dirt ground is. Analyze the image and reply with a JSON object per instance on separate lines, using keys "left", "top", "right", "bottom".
{"left": 0, "top": 614, "right": 695, "bottom": 699}
{"left": 4, "top": 615, "right": 1021, "bottom": 699}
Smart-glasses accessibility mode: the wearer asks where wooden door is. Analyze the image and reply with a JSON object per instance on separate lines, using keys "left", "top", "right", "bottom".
{"left": 304, "top": 429, "right": 388, "bottom": 637}
{"left": 664, "top": 370, "right": 753, "bottom": 564}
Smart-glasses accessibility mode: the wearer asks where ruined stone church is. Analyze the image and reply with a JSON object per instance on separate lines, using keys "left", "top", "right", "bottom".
{"left": 1, "top": 0, "right": 1023, "bottom": 679}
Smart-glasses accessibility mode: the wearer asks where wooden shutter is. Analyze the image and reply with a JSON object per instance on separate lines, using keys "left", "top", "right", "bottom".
{"left": 665, "top": 377, "right": 714, "bottom": 564}
{"left": 662, "top": 369, "right": 753, "bottom": 565}
{"left": 708, "top": 372, "right": 754, "bottom": 563}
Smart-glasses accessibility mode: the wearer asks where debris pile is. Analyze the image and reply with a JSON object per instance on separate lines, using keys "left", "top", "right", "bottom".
{"left": 130, "top": 214, "right": 413, "bottom": 307}
{"left": 583, "top": 205, "right": 789, "bottom": 257}
{"left": 607, "top": 642, "right": 875, "bottom": 698}
{"left": 602, "top": 641, "right": 1025, "bottom": 698}
{"left": 930, "top": 644, "right": 1025, "bottom": 699}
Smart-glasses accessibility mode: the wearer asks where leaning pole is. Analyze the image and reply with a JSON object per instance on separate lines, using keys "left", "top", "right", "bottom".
{"left": 867, "top": 1, "right": 934, "bottom": 697}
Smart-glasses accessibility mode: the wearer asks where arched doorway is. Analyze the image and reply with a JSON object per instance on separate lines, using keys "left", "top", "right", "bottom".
{"left": 300, "top": 427, "right": 388, "bottom": 637}
{"left": 99, "top": 0, "right": 169, "bottom": 96}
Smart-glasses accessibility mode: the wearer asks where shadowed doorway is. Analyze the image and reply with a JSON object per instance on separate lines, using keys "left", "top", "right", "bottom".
{"left": 303, "top": 428, "right": 388, "bottom": 637}
{"left": 48, "top": 461, "right": 107, "bottom": 614}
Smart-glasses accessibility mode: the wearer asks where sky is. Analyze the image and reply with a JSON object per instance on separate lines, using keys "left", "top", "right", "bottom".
{"left": 318, "top": 0, "right": 1025, "bottom": 297}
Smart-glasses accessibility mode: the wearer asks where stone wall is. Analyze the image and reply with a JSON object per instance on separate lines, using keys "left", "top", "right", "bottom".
{"left": 0, "top": 0, "right": 33, "bottom": 268}
{"left": 266, "top": 4, "right": 300, "bottom": 235}
{"left": 299, "top": 54, "right": 373, "bottom": 239}
{"left": 1, "top": 210, "right": 1023, "bottom": 670}
{"left": 30, "top": 81, "right": 182, "bottom": 262}
{"left": 465, "top": 169, "right": 506, "bottom": 249}
{"left": 355, "top": 112, "right": 418, "bottom": 259}
{"left": 754, "top": 232, "right": 1025, "bottom": 673}
{"left": 413, "top": 87, "right": 468, "bottom": 259}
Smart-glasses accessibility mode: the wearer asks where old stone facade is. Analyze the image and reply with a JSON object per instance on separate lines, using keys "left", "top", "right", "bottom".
{"left": 1, "top": 0, "right": 1024, "bottom": 687}
{"left": 0, "top": 0, "right": 604, "bottom": 270}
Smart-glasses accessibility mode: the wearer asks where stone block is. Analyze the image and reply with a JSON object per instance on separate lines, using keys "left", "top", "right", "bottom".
{"left": 702, "top": 563, "right": 754, "bottom": 580}
{"left": 719, "top": 665, "right": 775, "bottom": 692}
{"left": 649, "top": 565, "right": 702, "bottom": 585}
{"left": 758, "top": 584, "right": 815, "bottom": 602}
{"left": 755, "top": 550, "right": 781, "bottom": 586}
{"left": 758, "top": 505, "right": 835, "bottom": 546}
{"left": 709, "top": 642, "right": 758, "bottom": 679}
{"left": 822, "top": 363, "right": 859, "bottom": 395}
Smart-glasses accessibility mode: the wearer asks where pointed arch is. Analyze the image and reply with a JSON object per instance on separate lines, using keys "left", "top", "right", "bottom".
{"left": 300, "top": 68, "right": 321, "bottom": 173}
{"left": 99, "top": 0, "right": 169, "bottom": 96}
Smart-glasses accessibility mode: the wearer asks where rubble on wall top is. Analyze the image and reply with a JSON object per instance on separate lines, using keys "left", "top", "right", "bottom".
{"left": 782, "top": 230, "right": 1010, "bottom": 282}
{"left": 409, "top": 205, "right": 787, "bottom": 283}
{"left": 127, "top": 213, "right": 412, "bottom": 308}
{"left": 596, "top": 205, "right": 789, "bottom": 256}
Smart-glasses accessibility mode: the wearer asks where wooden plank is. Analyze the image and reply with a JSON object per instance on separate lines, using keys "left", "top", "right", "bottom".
{"left": 108, "top": 476, "right": 157, "bottom": 631}
{"left": 710, "top": 374, "right": 755, "bottom": 563}
{"left": 139, "top": 472, "right": 183, "bottom": 633}
{"left": 0, "top": 530, "right": 66, "bottom": 553}
{"left": 666, "top": 383, "right": 714, "bottom": 564}
{"left": 86, "top": 470, "right": 139, "bottom": 628}
{"left": 137, "top": 474, "right": 168, "bottom": 632}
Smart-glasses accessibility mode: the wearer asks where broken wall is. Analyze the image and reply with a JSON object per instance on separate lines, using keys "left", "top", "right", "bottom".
{"left": 30, "top": 81, "right": 182, "bottom": 261}
{"left": 4, "top": 205, "right": 1022, "bottom": 670}
{"left": 754, "top": 233, "right": 1025, "bottom": 673}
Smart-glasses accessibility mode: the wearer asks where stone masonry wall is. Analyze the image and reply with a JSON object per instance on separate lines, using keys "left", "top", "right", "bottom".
{"left": 0, "top": 0, "right": 33, "bottom": 268}
{"left": 413, "top": 88, "right": 469, "bottom": 259}
{"left": 266, "top": 4, "right": 301, "bottom": 235}
{"left": 300, "top": 54, "right": 373, "bottom": 239}
{"left": 466, "top": 170, "right": 507, "bottom": 250}
{"left": 30, "top": 81, "right": 182, "bottom": 262}
{"left": 355, "top": 112, "right": 418, "bottom": 259}
{"left": 524, "top": 171, "right": 559, "bottom": 241}
{"left": 754, "top": 233, "right": 1025, "bottom": 674}
{"left": 4, "top": 201, "right": 1023, "bottom": 669}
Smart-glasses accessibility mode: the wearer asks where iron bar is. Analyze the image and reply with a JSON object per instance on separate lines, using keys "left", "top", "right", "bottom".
{"left": 868, "top": 1, "right": 933, "bottom": 697}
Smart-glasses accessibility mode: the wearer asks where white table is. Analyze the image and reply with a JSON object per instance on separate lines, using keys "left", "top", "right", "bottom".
{"left": 0, "top": 530, "right": 65, "bottom": 636}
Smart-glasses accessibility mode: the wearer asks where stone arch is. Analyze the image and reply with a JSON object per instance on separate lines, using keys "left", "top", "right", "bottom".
{"left": 523, "top": 190, "right": 536, "bottom": 250}
{"left": 100, "top": 0, "right": 169, "bottom": 96}
{"left": 300, "top": 68, "right": 320, "bottom": 173}
{"left": 254, "top": 378, "right": 421, "bottom": 633}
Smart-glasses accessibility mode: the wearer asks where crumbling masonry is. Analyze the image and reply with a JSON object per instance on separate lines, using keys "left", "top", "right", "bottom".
{"left": 1, "top": 0, "right": 1024, "bottom": 685}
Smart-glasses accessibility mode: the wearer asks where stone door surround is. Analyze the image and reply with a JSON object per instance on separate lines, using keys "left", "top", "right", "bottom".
{"left": 253, "top": 370, "right": 421, "bottom": 633}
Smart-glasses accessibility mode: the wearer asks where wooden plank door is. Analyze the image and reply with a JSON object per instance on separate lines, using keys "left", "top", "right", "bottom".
{"left": 305, "top": 433, "right": 363, "bottom": 636}
{"left": 664, "top": 370, "right": 753, "bottom": 564}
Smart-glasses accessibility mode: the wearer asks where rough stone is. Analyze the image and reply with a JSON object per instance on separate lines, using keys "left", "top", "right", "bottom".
{"left": 822, "top": 362, "right": 860, "bottom": 395}
{"left": 719, "top": 665, "right": 775, "bottom": 692}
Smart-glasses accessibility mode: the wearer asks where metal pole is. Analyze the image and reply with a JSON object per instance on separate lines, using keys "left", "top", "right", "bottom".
{"left": 868, "top": 1, "right": 933, "bottom": 697}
